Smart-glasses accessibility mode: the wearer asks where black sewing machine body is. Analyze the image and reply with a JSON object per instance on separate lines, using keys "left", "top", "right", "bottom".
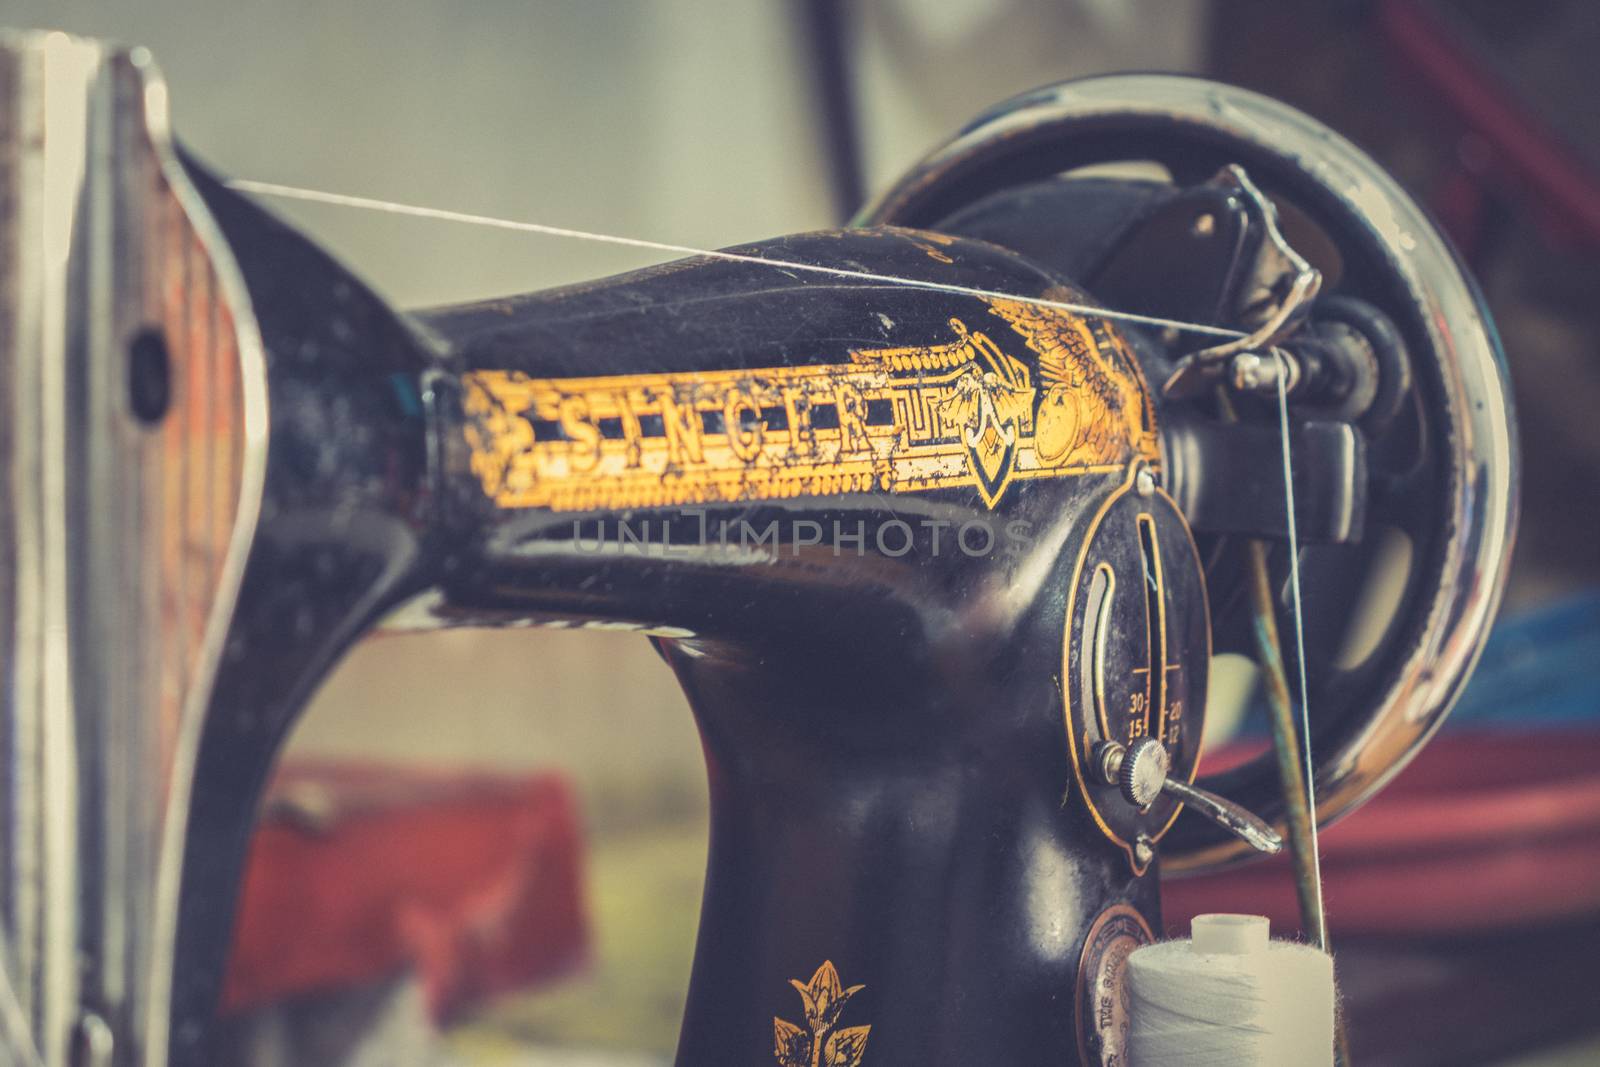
{"left": 0, "top": 34, "right": 1515, "bottom": 1067}
{"left": 175, "top": 165, "right": 1208, "bottom": 1063}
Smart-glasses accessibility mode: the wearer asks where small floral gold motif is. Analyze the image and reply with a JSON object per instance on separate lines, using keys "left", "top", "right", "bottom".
{"left": 773, "top": 960, "right": 871, "bottom": 1067}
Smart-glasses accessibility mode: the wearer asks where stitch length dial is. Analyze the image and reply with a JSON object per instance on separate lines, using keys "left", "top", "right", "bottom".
{"left": 1063, "top": 467, "right": 1210, "bottom": 874}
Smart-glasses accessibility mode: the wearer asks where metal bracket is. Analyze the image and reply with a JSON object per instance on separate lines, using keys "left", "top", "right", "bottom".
{"left": 1162, "top": 165, "right": 1323, "bottom": 398}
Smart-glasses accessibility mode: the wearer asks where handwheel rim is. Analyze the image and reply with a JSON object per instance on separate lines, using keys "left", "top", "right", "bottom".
{"left": 859, "top": 73, "right": 1519, "bottom": 872}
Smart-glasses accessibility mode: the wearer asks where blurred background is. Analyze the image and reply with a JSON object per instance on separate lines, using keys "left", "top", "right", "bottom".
{"left": 9, "top": 1, "right": 1600, "bottom": 1064}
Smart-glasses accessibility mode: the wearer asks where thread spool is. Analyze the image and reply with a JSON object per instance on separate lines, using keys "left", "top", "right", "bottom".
{"left": 1125, "top": 914, "right": 1336, "bottom": 1066}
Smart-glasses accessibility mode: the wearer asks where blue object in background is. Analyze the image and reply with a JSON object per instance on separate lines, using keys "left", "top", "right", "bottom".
{"left": 1448, "top": 591, "right": 1600, "bottom": 729}
{"left": 1226, "top": 591, "right": 1600, "bottom": 739}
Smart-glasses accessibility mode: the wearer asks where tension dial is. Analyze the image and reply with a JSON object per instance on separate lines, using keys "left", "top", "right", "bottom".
{"left": 1064, "top": 465, "right": 1210, "bottom": 874}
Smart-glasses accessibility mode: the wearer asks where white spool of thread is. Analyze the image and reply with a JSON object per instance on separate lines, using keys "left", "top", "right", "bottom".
{"left": 1125, "top": 914, "right": 1336, "bottom": 1066}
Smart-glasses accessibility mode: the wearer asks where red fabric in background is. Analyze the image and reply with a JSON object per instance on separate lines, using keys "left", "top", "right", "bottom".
{"left": 226, "top": 733, "right": 1600, "bottom": 1016}
{"left": 223, "top": 763, "right": 590, "bottom": 1021}
{"left": 1164, "top": 732, "right": 1600, "bottom": 937}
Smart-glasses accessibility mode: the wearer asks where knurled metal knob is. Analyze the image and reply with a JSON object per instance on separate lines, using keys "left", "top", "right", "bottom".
{"left": 1120, "top": 737, "right": 1170, "bottom": 809}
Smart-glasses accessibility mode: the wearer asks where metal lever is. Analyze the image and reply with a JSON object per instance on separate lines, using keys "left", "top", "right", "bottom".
{"left": 1094, "top": 739, "right": 1284, "bottom": 855}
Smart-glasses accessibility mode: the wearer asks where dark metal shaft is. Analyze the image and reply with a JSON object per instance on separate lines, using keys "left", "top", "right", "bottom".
{"left": 1243, "top": 539, "right": 1352, "bottom": 1066}
{"left": 1243, "top": 537, "right": 1326, "bottom": 946}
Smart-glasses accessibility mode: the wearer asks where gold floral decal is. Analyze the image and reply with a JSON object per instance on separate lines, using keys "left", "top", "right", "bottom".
{"left": 773, "top": 960, "right": 871, "bottom": 1067}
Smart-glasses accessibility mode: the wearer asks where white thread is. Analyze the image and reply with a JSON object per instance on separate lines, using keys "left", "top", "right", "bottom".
{"left": 224, "top": 179, "right": 1248, "bottom": 341}
{"left": 1274, "top": 348, "right": 1328, "bottom": 946}
{"left": 1126, "top": 915, "right": 1335, "bottom": 1066}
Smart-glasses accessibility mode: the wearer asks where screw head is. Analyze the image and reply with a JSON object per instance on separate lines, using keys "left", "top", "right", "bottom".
{"left": 1134, "top": 834, "right": 1156, "bottom": 869}
{"left": 1135, "top": 465, "right": 1157, "bottom": 498}
{"left": 1231, "top": 352, "right": 1264, "bottom": 392}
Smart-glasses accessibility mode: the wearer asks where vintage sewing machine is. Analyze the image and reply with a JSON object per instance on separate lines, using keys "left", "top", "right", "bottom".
{"left": 0, "top": 29, "right": 1515, "bottom": 1067}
